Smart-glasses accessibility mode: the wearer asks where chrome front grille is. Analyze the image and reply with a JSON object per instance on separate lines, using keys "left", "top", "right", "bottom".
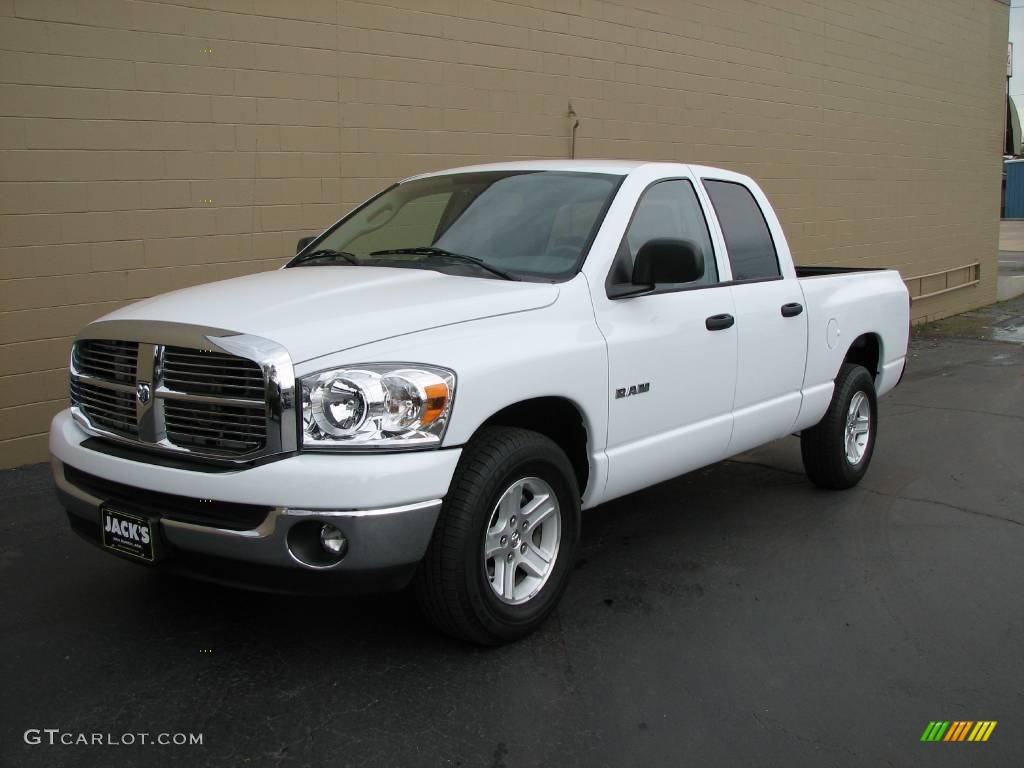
{"left": 68, "top": 327, "right": 295, "bottom": 463}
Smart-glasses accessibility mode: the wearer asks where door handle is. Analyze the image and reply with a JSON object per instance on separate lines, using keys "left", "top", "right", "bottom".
{"left": 781, "top": 302, "right": 804, "bottom": 318}
{"left": 705, "top": 313, "right": 735, "bottom": 331}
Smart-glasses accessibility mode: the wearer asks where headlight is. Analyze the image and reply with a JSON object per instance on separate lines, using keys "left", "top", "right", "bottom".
{"left": 300, "top": 363, "right": 455, "bottom": 450}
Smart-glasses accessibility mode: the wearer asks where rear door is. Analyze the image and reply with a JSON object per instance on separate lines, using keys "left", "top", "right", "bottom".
{"left": 701, "top": 177, "right": 809, "bottom": 454}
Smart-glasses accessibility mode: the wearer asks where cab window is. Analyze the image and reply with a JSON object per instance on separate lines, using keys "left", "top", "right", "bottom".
{"left": 608, "top": 179, "right": 717, "bottom": 288}
{"left": 703, "top": 179, "right": 781, "bottom": 281}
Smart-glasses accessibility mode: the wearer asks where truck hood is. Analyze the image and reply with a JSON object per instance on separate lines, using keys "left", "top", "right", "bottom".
{"left": 98, "top": 266, "right": 559, "bottom": 363}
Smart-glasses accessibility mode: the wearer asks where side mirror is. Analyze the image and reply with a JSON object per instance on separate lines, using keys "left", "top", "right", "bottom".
{"left": 632, "top": 238, "right": 704, "bottom": 286}
{"left": 296, "top": 236, "right": 317, "bottom": 254}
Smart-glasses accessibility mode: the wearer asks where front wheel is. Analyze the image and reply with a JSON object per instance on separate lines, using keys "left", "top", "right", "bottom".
{"left": 414, "top": 427, "right": 581, "bottom": 645}
{"left": 800, "top": 363, "right": 878, "bottom": 490}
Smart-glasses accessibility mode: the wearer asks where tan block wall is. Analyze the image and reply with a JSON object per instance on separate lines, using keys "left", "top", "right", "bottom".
{"left": 0, "top": 0, "right": 1009, "bottom": 468}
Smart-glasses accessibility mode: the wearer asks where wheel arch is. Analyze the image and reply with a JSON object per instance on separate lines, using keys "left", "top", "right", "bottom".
{"left": 841, "top": 332, "right": 882, "bottom": 383}
{"left": 470, "top": 396, "right": 591, "bottom": 498}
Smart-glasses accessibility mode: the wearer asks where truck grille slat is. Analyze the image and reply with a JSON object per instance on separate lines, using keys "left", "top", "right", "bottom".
{"left": 165, "top": 435, "right": 262, "bottom": 451}
{"left": 164, "top": 419, "right": 265, "bottom": 440}
{"left": 71, "top": 379, "right": 133, "bottom": 403}
{"left": 86, "top": 415, "right": 137, "bottom": 433}
{"left": 163, "top": 379, "right": 264, "bottom": 395}
{"left": 163, "top": 402, "right": 266, "bottom": 424}
{"left": 161, "top": 405, "right": 266, "bottom": 424}
{"left": 80, "top": 341, "right": 137, "bottom": 355}
{"left": 71, "top": 382, "right": 136, "bottom": 412}
{"left": 78, "top": 349, "right": 132, "bottom": 364}
{"left": 71, "top": 388, "right": 136, "bottom": 416}
{"left": 162, "top": 346, "right": 265, "bottom": 399}
{"left": 164, "top": 354, "right": 260, "bottom": 369}
{"left": 73, "top": 340, "right": 138, "bottom": 384}
{"left": 70, "top": 379, "right": 139, "bottom": 435}
{"left": 164, "top": 368, "right": 264, "bottom": 381}
{"left": 75, "top": 342, "right": 137, "bottom": 358}
{"left": 70, "top": 338, "right": 271, "bottom": 458}
{"left": 164, "top": 397, "right": 266, "bottom": 451}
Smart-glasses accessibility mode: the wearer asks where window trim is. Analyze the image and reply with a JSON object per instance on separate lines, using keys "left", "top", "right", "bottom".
{"left": 604, "top": 176, "right": 723, "bottom": 299}
{"left": 608, "top": 274, "right": 784, "bottom": 300}
{"left": 701, "top": 178, "right": 782, "bottom": 282}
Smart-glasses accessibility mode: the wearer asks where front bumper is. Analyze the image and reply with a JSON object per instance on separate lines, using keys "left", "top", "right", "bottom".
{"left": 50, "top": 409, "right": 461, "bottom": 591}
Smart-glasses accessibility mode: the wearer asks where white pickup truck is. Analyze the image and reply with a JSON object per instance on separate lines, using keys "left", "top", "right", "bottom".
{"left": 51, "top": 160, "right": 910, "bottom": 644}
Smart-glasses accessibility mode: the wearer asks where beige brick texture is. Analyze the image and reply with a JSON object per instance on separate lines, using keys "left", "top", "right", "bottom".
{"left": 0, "top": 0, "right": 1009, "bottom": 467}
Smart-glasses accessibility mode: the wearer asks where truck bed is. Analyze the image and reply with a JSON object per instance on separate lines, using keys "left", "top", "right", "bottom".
{"left": 795, "top": 265, "right": 883, "bottom": 278}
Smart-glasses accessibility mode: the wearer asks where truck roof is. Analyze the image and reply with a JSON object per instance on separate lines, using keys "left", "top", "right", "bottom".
{"left": 404, "top": 159, "right": 653, "bottom": 180}
{"left": 403, "top": 159, "right": 745, "bottom": 184}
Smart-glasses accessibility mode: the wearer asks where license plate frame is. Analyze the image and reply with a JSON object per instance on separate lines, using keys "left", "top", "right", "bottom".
{"left": 100, "top": 505, "right": 158, "bottom": 563}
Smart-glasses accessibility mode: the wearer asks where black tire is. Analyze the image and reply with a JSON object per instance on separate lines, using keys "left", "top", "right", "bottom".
{"left": 800, "top": 363, "right": 878, "bottom": 490}
{"left": 414, "top": 427, "right": 581, "bottom": 645}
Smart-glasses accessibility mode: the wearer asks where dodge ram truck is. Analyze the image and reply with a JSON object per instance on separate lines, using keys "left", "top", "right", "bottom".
{"left": 51, "top": 160, "right": 910, "bottom": 644}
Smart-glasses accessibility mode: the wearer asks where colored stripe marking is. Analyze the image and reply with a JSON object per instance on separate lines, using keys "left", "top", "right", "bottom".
{"left": 923, "top": 720, "right": 995, "bottom": 743}
{"left": 948, "top": 721, "right": 970, "bottom": 741}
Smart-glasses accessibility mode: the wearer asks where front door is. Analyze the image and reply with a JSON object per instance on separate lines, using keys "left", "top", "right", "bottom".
{"left": 597, "top": 178, "right": 738, "bottom": 502}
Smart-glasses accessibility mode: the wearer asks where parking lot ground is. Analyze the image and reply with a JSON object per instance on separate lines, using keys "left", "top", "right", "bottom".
{"left": 1, "top": 312, "right": 1022, "bottom": 768}
{"left": 999, "top": 221, "right": 1024, "bottom": 300}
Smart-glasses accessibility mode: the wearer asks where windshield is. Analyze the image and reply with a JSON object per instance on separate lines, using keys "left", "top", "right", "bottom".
{"left": 287, "top": 171, "right": 620, "bottom": 280}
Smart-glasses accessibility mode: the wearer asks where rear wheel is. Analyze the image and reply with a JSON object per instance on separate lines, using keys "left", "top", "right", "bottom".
{"left": 414, "top": 427, "right": 580, "bottom": 645}
{"left": 800, "top": 363, "right": 877, "bottom": 489}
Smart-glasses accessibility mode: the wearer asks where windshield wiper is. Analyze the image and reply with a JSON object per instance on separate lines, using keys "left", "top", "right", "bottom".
{"left": 291, "top": 248, "right": 360, "bottom": 266}
{"left": 368, "top": 247, "right": 514, "bottom": 281}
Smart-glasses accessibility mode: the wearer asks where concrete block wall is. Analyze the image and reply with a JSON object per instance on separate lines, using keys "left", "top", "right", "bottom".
{"left": 0, "top": 0, "right": 1010, "bottom": 467}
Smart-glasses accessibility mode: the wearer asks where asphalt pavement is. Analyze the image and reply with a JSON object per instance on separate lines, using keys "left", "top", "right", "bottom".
{"left": 999, "top": 221, "right": 1024, "bottom": 301}
{"left": 1, "top": 316, "right": 1022, "bottom": 768}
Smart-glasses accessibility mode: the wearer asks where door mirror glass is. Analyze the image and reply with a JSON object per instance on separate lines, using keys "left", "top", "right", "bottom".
{"left": 296, "top": 236, "right": 317, "bottom": 254}
{"left": 632, "top": 238, "right": 705, "bottom": 286}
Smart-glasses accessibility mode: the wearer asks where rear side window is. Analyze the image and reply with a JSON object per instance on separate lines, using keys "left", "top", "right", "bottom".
{"left": 703, "top": 180, "right": 780, "bottom": 281}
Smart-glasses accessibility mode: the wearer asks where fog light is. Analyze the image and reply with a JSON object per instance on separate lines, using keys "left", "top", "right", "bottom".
{"left": 320, "top": 524, "right": 347, "bottom": 556}
{"left": 286, "top": 519, "right": 348, "bottom": 568}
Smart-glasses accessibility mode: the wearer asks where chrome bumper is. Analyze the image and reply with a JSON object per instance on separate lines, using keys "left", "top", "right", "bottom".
{"left": 54, "top": 457, "right": 442, "bottom": 575}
